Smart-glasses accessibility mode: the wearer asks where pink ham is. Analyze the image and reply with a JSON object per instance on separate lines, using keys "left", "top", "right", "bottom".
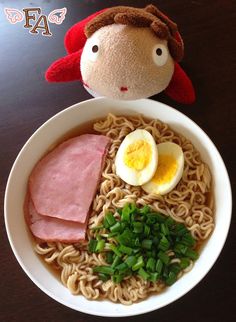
{"left": 25, "top": 196, "right": 87, "bottom": 242}
{"left": 29, "top": 134, "right": 110, "bottom": 223}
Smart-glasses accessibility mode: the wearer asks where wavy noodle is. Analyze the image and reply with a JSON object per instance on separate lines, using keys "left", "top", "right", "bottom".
{"left": 35, "top": 113, "right": 214, "bottom": 304}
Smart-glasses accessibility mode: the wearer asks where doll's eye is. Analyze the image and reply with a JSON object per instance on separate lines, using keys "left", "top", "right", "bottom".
{"left": 86, "top": 42, "right": 99, "bottom": 62}
{"left": 92, "top": 45, "right": 98, "bottom": 53}
{"left": 152, "top": 44, "right": 168, "bottom": 66}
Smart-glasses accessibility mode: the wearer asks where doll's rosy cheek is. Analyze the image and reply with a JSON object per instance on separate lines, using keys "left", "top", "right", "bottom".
{"left": 152, "top": 44, "right": 169, "bottom": 67}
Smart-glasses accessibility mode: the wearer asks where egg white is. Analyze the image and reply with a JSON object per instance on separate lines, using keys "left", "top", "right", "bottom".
{"left": 115, "top": 129, "right": 158, "bottom": 186}
{"left": 142, "top": 142, "right": 184, "bottom": 195}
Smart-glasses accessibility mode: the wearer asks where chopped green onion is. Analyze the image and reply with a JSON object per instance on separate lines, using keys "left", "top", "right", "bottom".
{"left": 158, "top": 235, "right": 170, "bottom": 251}
{"left": 116, "top": 262, "right": 128, "bottom": 272}
{"left": 96, "top": 234, "right": 102, "bottom": 241}
{"left": 138, "top": 267, "right": 149, "bottom": 280}
{"left": 109, "top": 244, "right": 122, "bottom": 257}
{"left": 118, "top": 244, "right": 133, "bottom": 255}
{"left": 146, "top": 258, "right": 156, "bottom": 272}
{"left": 121, "top": 221, "right": 128, "bottom": 230}
{"left": 88, "top": 239, "right": 97, "bottom": 253}
{"left": 133, "top": 222, "right": 143, "bottom": 233}
{"left": 154, "top": 213, "right": 166, "bottom": 223}
{"left": 161, "top": 223, "right": 169, "bottom": 236}
{"left": 185, "top": 249, "right": 198, "bottom": 260}
{"left": 180, "top": 257, "right": 191, "bottom": 269}
{"left": 151, "top": 249, "right": 156, "bottom": 258}
{"left": 103, "top": 217, "right": 110, "bottom": 229}
{"left": 165, "top": 217, "right": 175, "bottom": 227}
{"left": 105, "top": 212, "right": 116, "bottom": 226}
{"left": 139, "top": 205, "right": 150, "bottom": 214}
{"left": 95, "top": 239, "right": 105, "bottom": 252}
{"left": 93, "top": 266, "right": 114, "bottom": 275}
{"left": 169, "top": 263, "right": 181, "bottom": 275}
{"left": 112, "top": 274, "right": 124, "bottom": 283}
{"left": 141, "top": 239, "right": 152, "bottom": 250}
{"left": 158, "top": 251, "right": 170, "bottom": 265}
{"left": 110, "top": 221, "right": 122, "bottom": 233}
{"left": 129, "top": 203, "right": 136, "bottom": 214}
{"left": 162, "top": 265, "right": 169, "bottom": 278}
{"left": 156, "top": 259, "right": 163, "bottom": 274}
{"left": 174, "top": 243, "right": 188, "bottom": 255}
{"left": 175, "top": 223, "right": 188, "bottom": 236}
{"left": 125, "top": 256, "right": 137, "bottom": 268}
{"left": 121, "top": 204, "right": 131, "bottom": 221}
{"left": 144, "top": 224, "right": 151, "bottom": 237}
{"left": 181, "top": 233, "right": 196, "bottom": 247}
{"left": 149, "top": 272, "right": 160, "bottom": 282}
{"left": 132, "top": 256, "right": 144, "bottom": 271}
{"left": 146, "top": 216, "right": 157, "bottom": 225}
{"left": 111, "top": 255, "right": 122, "bottom": 268}
{"left": 107, "top": 231, "right": 118, "bottom": 238}
{"left": 116, "top": 229, "right": 133, "bottom": 246}
{"left": 106, "top": 252, "right": 113, "bottom": 264}
{"left": 134, "top": 237, "right": 141, "bottom": 247}
{"left": 98, "top": 273, "right": 109, "bottom": 282}
{"left": 152, "top": 223, "right": 160, "bottom": 231}
{"left": 153, "top": 236, "right": 159, "bottom": 246}
{"left": 165, "top": 271, "right": 177, "bottom": 286}
{"left": 146, "top": 251, "right": 152, "bottom": 258}
{"left": 116, "top": 208, "right": 122, "bottom": 215}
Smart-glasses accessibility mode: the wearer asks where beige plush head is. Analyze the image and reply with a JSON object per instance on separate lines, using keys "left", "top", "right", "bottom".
{"left": 80, "top": 5, "right": 183, "bottom": 100}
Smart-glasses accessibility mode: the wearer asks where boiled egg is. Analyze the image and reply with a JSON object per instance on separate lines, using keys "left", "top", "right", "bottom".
{"left": 115, "top": 129, "right": 158, "bottom": 186}
{"left": 142, "top": 142, "right": 184, "bottom": 195}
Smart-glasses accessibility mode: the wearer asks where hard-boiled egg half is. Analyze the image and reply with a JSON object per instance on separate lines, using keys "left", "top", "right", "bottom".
{"left": 142, "top": 142, "right": 184, "bottom": 195}
{"left": 115, "top": 129, "right": 158, "bottom": 186}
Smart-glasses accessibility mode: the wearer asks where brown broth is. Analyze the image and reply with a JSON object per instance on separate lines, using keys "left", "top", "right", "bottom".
{"left": 47, "top": 118, "right": 100, "bottom": 153}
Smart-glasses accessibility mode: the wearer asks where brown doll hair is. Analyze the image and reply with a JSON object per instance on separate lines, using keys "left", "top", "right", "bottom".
{"left": 85, "top": 4, "right": 184, "bottom": 62}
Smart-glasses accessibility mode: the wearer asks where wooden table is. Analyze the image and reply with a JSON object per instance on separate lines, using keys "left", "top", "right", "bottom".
{"left": 1, "top": 0, "right": 235, "bottom": 321}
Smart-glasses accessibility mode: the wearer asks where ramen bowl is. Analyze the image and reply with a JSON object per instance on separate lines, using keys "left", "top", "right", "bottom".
{"left": 4, "top": 98, "right": 232, "bottom": 317}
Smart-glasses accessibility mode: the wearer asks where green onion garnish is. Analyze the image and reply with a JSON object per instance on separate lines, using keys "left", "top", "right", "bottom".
{"left": 93, "top": 266, "right": 114, "bottom": 275}
{"left": 89, "top": 203, "right": 198, "bottom": 285}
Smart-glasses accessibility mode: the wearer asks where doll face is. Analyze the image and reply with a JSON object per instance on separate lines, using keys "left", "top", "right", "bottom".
{"left": 80, "top": 24, "right": 174, "bottom": 100}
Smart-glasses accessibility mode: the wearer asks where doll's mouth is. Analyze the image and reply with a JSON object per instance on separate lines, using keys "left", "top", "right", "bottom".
{"left": 120, "top": 86, "right": 128, "bottom": 92}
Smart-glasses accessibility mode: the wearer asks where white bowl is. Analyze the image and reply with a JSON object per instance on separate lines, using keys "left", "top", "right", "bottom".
{"left": 4, "top": 98, "right": 232, "bottom": 317}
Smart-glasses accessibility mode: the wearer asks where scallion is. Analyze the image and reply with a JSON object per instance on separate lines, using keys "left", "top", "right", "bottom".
{"left": 105, "top": 212, "right": 116, "bottom": 226}
{"left": 158, "top": 251, "right": 170, "bottom": 265}
{"left": 146, "top": 257, "right": 156, "bottom": 272}
{"left": 132, "top": 256, "right": 144, "bottom": 271}
{"left": 88, "top": 239, "right": 97, "bottom": 253}
{"left": 141, "top": 239, "right": 152, "bottom": 250}
{"left": 95, "top": 239, "right": 105, "bottom": 252}
{"left": 93, "top": 266, "right": 114, "bottom": 275}
{"left": 119, "top": 244, "right": 133, "bottom": 255}
{"left": 138, "top": 267, "right": 149, "bottom": 280}
{"left": 125, "top": 256, "right": 137, "bottom": 268}
{"left": 165, "top": 271, "right": 177, "bottom": 286}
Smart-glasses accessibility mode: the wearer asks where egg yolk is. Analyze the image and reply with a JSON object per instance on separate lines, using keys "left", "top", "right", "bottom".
{"left": 124, "top": 140, "right": 151, "bottom": 170}
{"left": 152, "top": 154, "right": 177, "bottom": 184}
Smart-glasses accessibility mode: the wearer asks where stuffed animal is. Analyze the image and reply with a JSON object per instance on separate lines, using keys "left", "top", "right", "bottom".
{"left": 46, "top": 4, "right": 195, "bottom": 103}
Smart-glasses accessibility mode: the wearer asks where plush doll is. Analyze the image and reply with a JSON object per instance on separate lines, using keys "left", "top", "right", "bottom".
{"left": 46, "top": 4, "right": 195, "bottom": 103}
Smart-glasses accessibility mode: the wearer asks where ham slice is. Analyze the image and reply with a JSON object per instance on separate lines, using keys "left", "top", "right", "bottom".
{"left": 29, "top": 134, "right": 110, "bottom": 223}
{"left": 25, "top": 196, "right": 87, "bottom": 242}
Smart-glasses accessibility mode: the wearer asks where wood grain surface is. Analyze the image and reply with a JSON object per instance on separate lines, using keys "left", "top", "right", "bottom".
{"left": 0, "top": 1, "right": 235, "bottom": 321}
